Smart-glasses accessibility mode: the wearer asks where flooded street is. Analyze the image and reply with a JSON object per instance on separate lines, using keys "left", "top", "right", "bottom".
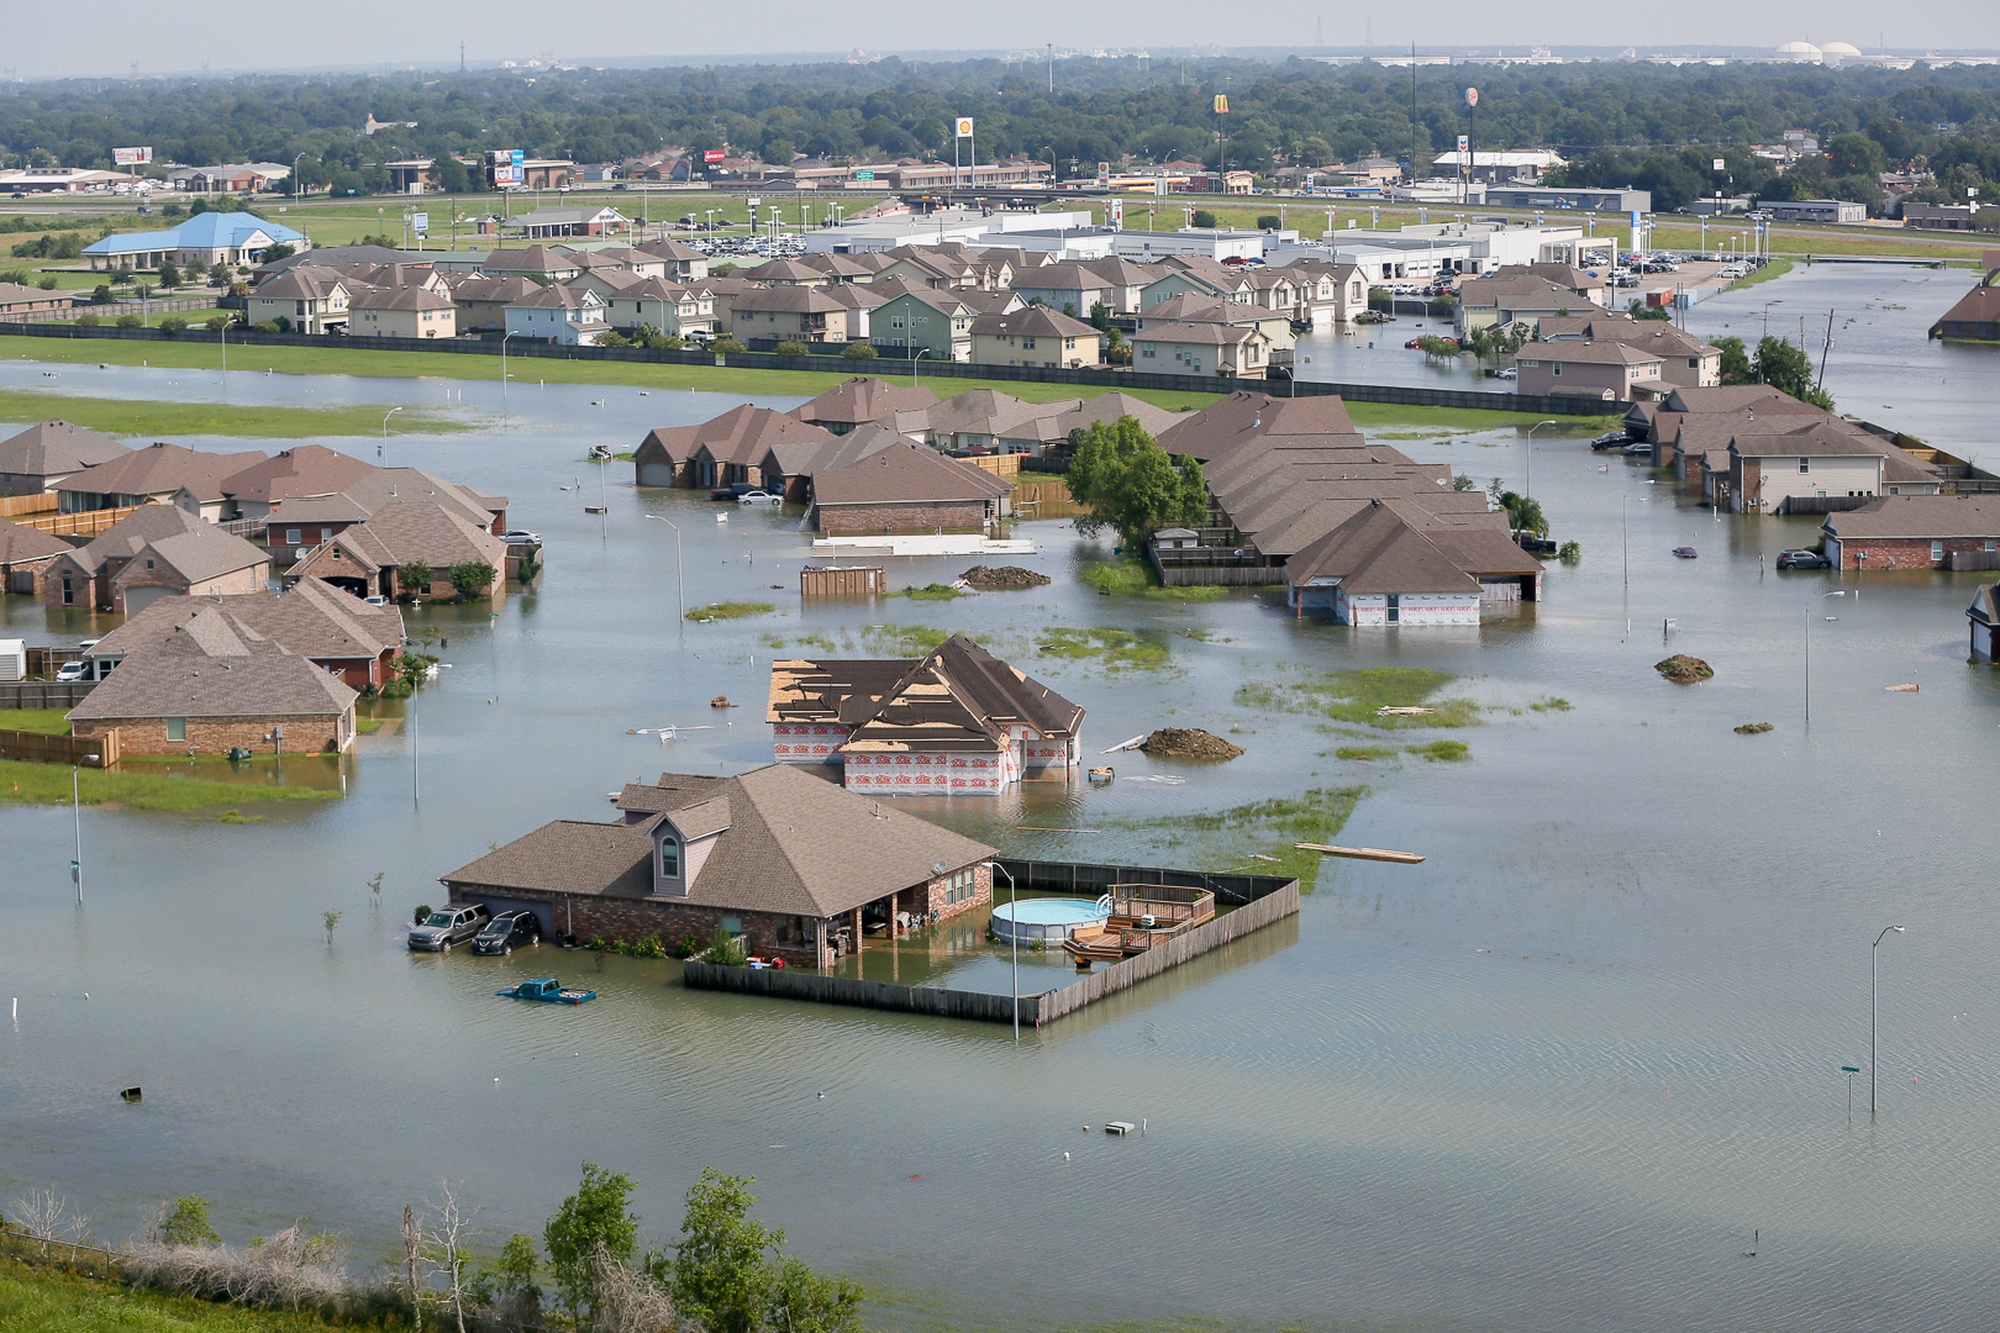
{"left": 2, "top": 273, "right": 1998, "bottom": 1330}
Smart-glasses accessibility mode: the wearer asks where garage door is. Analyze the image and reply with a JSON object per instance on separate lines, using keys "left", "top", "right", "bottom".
{"left": 123, "top": 586, "right": 175, "bottom": 615}
{"left": 463, "top": 896, "right": 557, "bottom": 938}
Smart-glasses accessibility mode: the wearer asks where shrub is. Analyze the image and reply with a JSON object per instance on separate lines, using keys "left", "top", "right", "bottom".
{"left": 154, "top": 1195, "right": 222, "bottom": 1247}
{"left": 395, "top": 562, "right": 432, "bottom": 600}
{"left": 114, "top": 314, "right": 141, "bottom": 328}
{"left": 703, "top": 927, "right": 748, "bottom": 966}
{"left": 157, "top": 261, "right": 181, "bottom": 287}
{"left": 36, "top": 276, "right": 57, "bottom": 290}
{"left": 92, "top": 284, "right": 114, "bottom": 304}
{"left": 840, "top": 340, "right": 878, "bottom": 359}
{"left": 1256, "top": 213, "right": 1282, "bottom": 230}
{"left": 158, "top": 315, "right": 188, "bottom": 335}
{"left": 771, "top": 339, "right": 808, "bottom": 355}
{"left": 203, "top": 314, "right": 231, "bottom": 333}
{"left": 261, "top": 243, "right": 294, "bottom": 262}
{"left": 708, "top": 336, "right": 745, "bottom": 355}
{"left": 1191, "top": 209, "right": 1219, "bottom": 228}
{"left": 75, "top": 313, "right": 99, "bottom": 326}
{"left": 271, "top": 315, "right": 292, "bottom": 333}
{"left": 448, "top": 560, "right": 496, "bottom": 599}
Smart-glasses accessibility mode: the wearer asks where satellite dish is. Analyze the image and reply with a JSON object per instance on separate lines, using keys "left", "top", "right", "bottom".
{"left": 934, "top": 861, "right": 949, "bottom": 876}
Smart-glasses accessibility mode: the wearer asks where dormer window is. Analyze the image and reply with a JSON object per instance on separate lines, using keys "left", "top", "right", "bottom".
{"left": 659, "top": 837, "right": 680, "bottom": 878}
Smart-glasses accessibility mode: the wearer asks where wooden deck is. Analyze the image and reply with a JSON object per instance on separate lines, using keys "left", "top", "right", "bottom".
{"left": 1062, "top": 885, "right": 1216, "bottom": 962}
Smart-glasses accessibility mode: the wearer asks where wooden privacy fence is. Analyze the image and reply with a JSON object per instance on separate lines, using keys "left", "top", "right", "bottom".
{"left": 0, "top": 680, "right": 93, "bottom": 709}
{"left": 0, "top": 727, "right": 116, "bottom": 766}
{"left": 682, "top": 859, "right": 1299, "bottom": 1027}
{"left": 14, "top": 504, "right": 148, "bottom": 537}
{"left": 0, "top": 493, "right": 60, "bottom": 518}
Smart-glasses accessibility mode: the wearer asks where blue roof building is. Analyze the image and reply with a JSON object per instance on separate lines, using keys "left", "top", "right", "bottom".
{"left": 83, "top": 214, "right": 310, "bottom": 272}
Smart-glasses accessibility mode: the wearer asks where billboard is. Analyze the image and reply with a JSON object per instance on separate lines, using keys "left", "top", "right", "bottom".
{"left": 703, "top": 149, "right": 726, "bottom": 164}
{"left": 1212, "top": 94, "right": 1228, "bottom": 115}
{"left": 113, "top": 146, "right": 152, "bottom": 166}
{"left": 491, "top": 149, "right": 525, "bottom": 186}
{"left": 955, "top": 117, "right": 974, "bottom": 138}
{"left": 412, "top": 212, "right": 429, "bottom": 234}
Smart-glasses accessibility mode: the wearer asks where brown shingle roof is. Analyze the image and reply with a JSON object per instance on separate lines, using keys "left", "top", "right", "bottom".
{"left": 810, "top": 443, "right": 1010, "bottom": 508}
{"left": 87, "top": 577, "right": 404, "bottom": 663}
{"left": 968, "top": 306, "right": 1100, "bottom": 340}
{"left": 0, "top": 518, "right": 71, "bottom": 564}
{"left": 787, "top": 376, "right": 939, "bottom": 429}
{"left": 637, "top": 405, "right": 834, "bottom": 470}
{"left": 220, "top": 444, "right": 378, "bottom": 506}
{"left": 1156, "top": 392, "right": 1357, "bottom": 465}
{"left": 293, "top": 499, "right": 507, "bottom": 574}
{"left": 1824, "top": 495, "right": 2000, "bottom": 539}
{"left": 67, "top": 608, "right": 358, "bottom": 724}
{"left": 57, "top": 442, "right": 266, "bottom": 504}
{"left": 0, "top": 420, "right": 131, "bottom": 479}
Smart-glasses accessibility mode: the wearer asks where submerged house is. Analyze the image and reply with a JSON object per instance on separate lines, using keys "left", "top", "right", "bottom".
{"left": 439, "top": 763, "right": 996, "bottom": 967}
{"left": 1285, "top": 499, "right": 1544, "bottom": 626}
{"left": 767, "top": 634, "right": 1084, "bottom": 793}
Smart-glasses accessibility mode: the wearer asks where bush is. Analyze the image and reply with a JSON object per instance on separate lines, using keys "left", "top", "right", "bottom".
{"left": 261, "top": 243, "right": 294, "bottom": 262}
{"left": 448, "top": 560, "right": 496, "bottom": 599}
{"left": 36, "top": 276, "right": 57, "bottom": 290}
{"left": 703, "top": 927, "right": 748, "bottom": 966}
{"left": 74, "top": 313, "right": 99, "bottom": 326}
{"left": 157, "top": 261, "right": 181, "bottom": 287}
{"left": 271, "top": 315, "right": 292, "bottom": 333}
{"left": 771, "top": 339, "right": 809, "bottom": 355}
{"left": 160, "top": 200, "right": 185, "bottom": 218}
{"left": 1256, "top": 213, "right": 1282, "bottom": 230}
{"left": 840, "top": 340, "right": 878, "bottom": 359}
{"left": 395, "top": 562, "right": 432, "bottom": 600}
{"left": 92, "top": 284, "right": 114, "bottom": 304}
{"left": 708, "top": 336, "right": 745, "bottom": 355}
{"left": 114, "top": 314, "right": 141, "bottom": 328}
{"left": 1191, "top": 209, "right": 1219, "bottom": 228}
{"left": 158, "top": 315, "right": 188, "bottom": 335}
{"left": 203, "top": 314, "right": 231, "bottom": 332}
{"left": 154, "top": 1195, "right": 221, "bottom": 1247}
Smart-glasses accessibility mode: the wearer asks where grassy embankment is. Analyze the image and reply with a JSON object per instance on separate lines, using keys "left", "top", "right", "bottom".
{"left": 1102, "top": 787, "right": 1367, "bottom": 890}
{"left": 0, "top": 708, "right": 69, "bottom": 734}
{"left": 0, "top": 386, "right": 466, "bottom": 439}
{"left": 1238, "top": 666, "right": 1482, "bottom": 731}
{"left": 0, "top": 1253, "right": 357, "bottom": 1333}
{"left": 1723, "top": 257, "right": 1795, "bottom": 290}
{"left": 0, "top": 754, "right": 340, "bottom": 815}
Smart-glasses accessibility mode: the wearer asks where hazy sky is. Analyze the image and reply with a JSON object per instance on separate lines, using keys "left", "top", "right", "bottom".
{"left": 9, "top": 1, "right": 2000, "bottom": 80}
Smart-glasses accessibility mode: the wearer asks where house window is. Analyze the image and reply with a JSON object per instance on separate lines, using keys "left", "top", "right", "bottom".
{"left": 1798, "top": 458, "right": 1810, "bottom": 473}
{"left": 166, "top": 717, "right": 186, "bottom": 741}
{"left": 1551, "top": 364, "right": 1561, "bottom": 376}
{"left": 660, "top": 837, "right": 680, "bottom": 878}
{"left": 1931, "top": 541, "right": 1946, "bottom": 561}
{"left": 1022, "top": 336, "right": 1036, "bottom": 349}
{"left": 286, "top": 529, "right": 301, "bottom": 544}
{"left": 1986, "top": 541, "right": 1997, "bottom": 552}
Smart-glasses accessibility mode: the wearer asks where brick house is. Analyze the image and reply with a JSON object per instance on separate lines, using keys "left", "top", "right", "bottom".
{"left": 1512, "top": 341, "right": 1665, "bottom": 400}
{"left": 806, "top": 442, "right": 1013, "bottom": 534}
{"left": 786, "top": 377, "right": 938, "bottom": 436}
{"left": 1728, "top": 422, "right": 1942, "bottom": 515}
{"left": 1928, "top": 283, "right": 2000, "bottom": 342}
{"left": 55, "top": 441, "right": 266, "bottom": 520}
{"left": 0, "top": 519, "right": 71, "bottom": 596}
{"left": 285, "top": 499, "right": 508, "bottom": 600}
{"left": 42, "top": 505, "right": 270, "bottom": 614}
{"left": 82, "top": 578, "right": 406, "bottom": 689}
{"left": 1536, "top": 314, "right": 1722, "bottom": 390}
{"left": 1284, "top": 498, "right": 1543, "bottom": 625}
{"left": 66, "top": 607, "right": 359, "bottom": 756}
{"left": 1821, "top": 495, "right": 2000, "bottom": 570}
{"left": 439, "top": 763, "right": 996, "bottom": 967}
{"left": 634, "top": 405, "right": 835, "bottom": 489}
{"left": 0, "top": 420, "right": 130, "bottom": 497}
{"left": 768, "top": 634, "right": 1084, "bottom": 792}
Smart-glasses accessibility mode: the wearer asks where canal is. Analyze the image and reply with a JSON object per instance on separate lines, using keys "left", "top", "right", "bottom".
{"left": 1, "top": 272, "right": 1997, "bottom": 1329}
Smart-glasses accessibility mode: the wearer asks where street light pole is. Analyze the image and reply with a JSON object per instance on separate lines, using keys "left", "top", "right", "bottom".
{"left": 380, "top": 405, "right": 402, "bottom": 465}
{"left": 1524, "top": 419, "right": 1557, "bottom": 501}
{"left": 985, "top": 860, "right": 1019, "bottom": 1042}
{"left": 1872, "top": 924, "right": 1905, "bottom": 1118}
{"left": 1805, "top": 589, "right": 1847, "bottom": 723}
{"left": 644, "top": 514, "right": 686, "bottom": 634}
{"left": 501, "top": 330, "right": 519, "bottom": 399}
{"left": 71, "top": 752, "right": 99, "bottom": 904}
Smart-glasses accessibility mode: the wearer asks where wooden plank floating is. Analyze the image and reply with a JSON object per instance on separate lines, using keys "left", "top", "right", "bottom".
{"left": 1376, "top": 706, "right": 1434, "bottom": 716}
{"left": 1099, "top": 734, "right": 1148, "bottom": 754}
{"left": 1886, "top": 683, "right": 1919, "bottom": 692}
{"left": 1295, "top": 842, "right": 1426, "bottom": 865}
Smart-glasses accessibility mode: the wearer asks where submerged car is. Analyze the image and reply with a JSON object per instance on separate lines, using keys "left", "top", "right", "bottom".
{"left": 1590, "top": 431, "right": 1631, "bottom": 450}
{"left": 473, "top": 909, "right": 542, "bottom": 956}
{"left": 1776, "top": 549, "right": 1832, "bottom": 570}
{"left": 408, "top": 903, "right": 490, "bottom": 952}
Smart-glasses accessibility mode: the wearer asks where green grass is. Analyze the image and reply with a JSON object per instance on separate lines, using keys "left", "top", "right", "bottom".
{"left": 891, "top": 582, "right": 965, "bottom": 600}
{"left": 860, "top": 624, "right": 950, "bottom": 656}
{"left": 0, "top": 1253, "right": 354, "bottom": 1332}
{"left": 1236, "top": 667, "right": 1480, "bottom": 730}
{"left": 0, "top": 387, "right": 465, "bottom": 439}
{"left": 1528, "top": 697, "right": 1572, "bottom": 713}
{"left": 0, "top": 759, "right": 340, "bottom": 814}
{"left": 0, "top": 336, "right": 1220, "bottom": 412}
{"left": 1407, "top": 740, "right": 1470, "bottom": 762}
{"left": 1333, "top": 745, "right": 1399, "bottom": 761}
{"left": 0, "top": 708, "right": 71, "bottom": 735}
{"left": 1080, "top": 556, "right": 1227, "bottom": 601}
{"left": 686, "top": 601, "right": 775, "bottom": 622}
{"left": 1103, "top": 787, "right": 1366, "bottom": 891}
{"left": 1035, "top": 627, "right": 1171, "bottom": 671}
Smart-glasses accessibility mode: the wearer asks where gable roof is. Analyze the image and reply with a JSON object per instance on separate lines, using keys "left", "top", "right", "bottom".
{"left": 764, "top": 422, "right": 911, "bottom": 479}
{"left": 293, "top": 499, "right": 506, "bottom": 575}
{"left": 62, "top": 503, "right": 207, "bottom": 573}
{"left": 1286, "top": 499, "right": 1535, "bottom": 594}
{"left": 86, "top": 577, "right": 404, "bottom": 663}
{"left": 66, "top": 607, "right": 357, "bottom": 724}
{"left": 132, "top": 527, "right": 271, "bottom": 585}
{"left": 809, "top": 443, "right": 1011, "bottom": 508}
{"left": 787, "top": 376, "right": 938, "bottom": 429}
{"left": 56, "top": 442, "right": 266, "bottom": 503}
{"left": 444, "top": 763, "right": 995, "bottom": 919}
{"left": 1931, "top": 284, "right": 2000, "bottom": 332}
{"left": 1156, "top": 392, "right": 1357, "bottom": 464}
{"left": 0, "top": 517, "right": 71, "bottom": 564}
{"left": 1051, "top": 392, "right": 1182, "bottom": 439}
{"left": 968, "top": 306, "right": 1100, "bottom": 340}
{"left": 1519, "top": 340, "right": 1666, "bottom": 367}
{"left": 1823, "top": 494, "right": 2000, "bottom": 539}
{"left": 220, "top": 444, "right": 378, "bottom": 506}
{"left": 0, "top": 420, "right": 131, "bottom": 478}
{"left": 836, "top": 634, "right": 1085, "bottom": 753}
{"left": 638, "top": 405, "right": 834, "bottom": 469}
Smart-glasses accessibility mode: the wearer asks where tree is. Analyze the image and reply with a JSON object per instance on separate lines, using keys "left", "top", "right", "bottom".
{"left": 544, "top": 1163, "right": 639, "bottom": 1322}
{"left": 1625, "top": 299, "right": 1671, "bottom": 322}
{"left": 262, "top": 243, "right": 295, "bottom": 262}
{"left": 1415, "top": 334, "right": 1461, "bottom": 362}
{"left": 448, "top": 561, "right": 496, "bottom": 599}
{"left": 1492, "top": 489, "right": 1547, "bottom": 538}
{"left": 764, "top": 1257, "right": 865, "bottom": 1333}
{"left": 1712, "top": 335, "right": 1753, "bottom": 385}
{"left": 1065, "top": 415, "right": 1207, "bottom": 548}
{"left": 1255, "top": 214, "right": 1282, "bottom": 230}
{"left": 671, "top": 1170, "right": 777, "bottom": 1333}
{"left": 1752, "top": 335, "right": 1833, "bottom": 409}
{"left": 157, "top": 261, "right": 181, "bottom": 288}
{"left": 155, "top": 1195, "right": 222, "bottom": 1247}
{"left": 396, "top": 561, "right": 433, "bottom": 600}
{"left": 1190, "top": 209, "right": 1219, "bottom": 229}
{"left": 1827, "top": 133, "right": 1887, "bottom": 178}
{"left": 321, "top": 910, "right": 341, "bottom": 945}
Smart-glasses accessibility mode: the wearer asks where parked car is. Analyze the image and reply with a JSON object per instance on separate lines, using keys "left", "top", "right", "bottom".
{"left": 408, "top": 903, "right": 490, "bottom": 952}
{"left": 473, "top": 909, "right": 542, "bottom": 956}
{"left": 1622, "top": 441, "right": 1654, "bottom": 457}
{"left": 1590, "top": 430, "right": 1632, "bottom": 450}
{"left": 55, "top": 660, "right": 89, "bottom": 683}
{"left": 1673, "top": 546, "right": 1699, "bottom": 559}
{"left": 501, "top": 529, "right": 542, "bottom": 545}
{"left": 1494, "top": 367, "right": 1518, "bottom": 381}
{"left": 737, "top": 490, "right": 782, "bottom": 506}
{"left": 1776, "top": 549, "right": 1831, "bottom": 570}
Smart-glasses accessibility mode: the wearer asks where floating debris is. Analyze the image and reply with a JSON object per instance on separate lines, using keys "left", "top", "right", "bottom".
{"left": 1139, "top": 728, "right": 1245, "bottom": 760}
{"left": 1886, "top": 683, "right": 1919, "bottom": 693}
{"left": 1734, "top": 722, "right": 1776, "bottom": 734}
{"left": 711, "top": 696, "right": 737, "bottom": 709}
{"left": 1655, "top": 655, "right": 1714, "bottom": 684}
{"left": 959, "top": 564, "right": 1052, "bottom": 590}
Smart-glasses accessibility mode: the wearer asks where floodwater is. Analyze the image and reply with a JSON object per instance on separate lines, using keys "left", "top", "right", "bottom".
{"left": 3, "top": 280, "right": 1999, "bottom": 1329}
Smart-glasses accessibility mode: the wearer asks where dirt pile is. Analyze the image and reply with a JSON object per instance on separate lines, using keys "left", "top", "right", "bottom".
{"left": 1140, "top": 728, "right": 1246, "bottom": 760}
{"left": 1655, "top": 655, "right": 1714, "bottom": 685}
{"left": 1734, "top": 722, "right": 1774, "bottom": 734}
{"left": 960, "top": 565, "right": 1051, "bottom": 590}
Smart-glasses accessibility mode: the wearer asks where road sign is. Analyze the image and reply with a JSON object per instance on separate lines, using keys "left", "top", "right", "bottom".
{"left": 854, "top": 170, "right": 874, "bottom": 181}
{"left": 956, "top": 117, "right": 975, "bottom": 138}
{"left": 1713, "top": 158, "right": 1727, "bottom": 171}
{"left": 412, "top": 213, "right": 429, "bottom": 233}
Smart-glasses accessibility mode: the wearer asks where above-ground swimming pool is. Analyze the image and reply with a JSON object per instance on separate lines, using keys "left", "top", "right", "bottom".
{"left": 990, "top": 896, "right": 1111, "bottom": 945}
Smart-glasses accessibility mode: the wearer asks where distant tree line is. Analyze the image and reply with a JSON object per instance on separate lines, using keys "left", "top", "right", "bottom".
{"left": 0, "top": 59, "right": 1997, "bottom": 208}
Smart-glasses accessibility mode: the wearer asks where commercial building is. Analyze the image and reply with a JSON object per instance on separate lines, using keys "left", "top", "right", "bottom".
{"left": 1761, "top": 199, "right": 1868, "bottom": 224}
{"left": 82, "top": 213, "right": 310, "bottom": 272}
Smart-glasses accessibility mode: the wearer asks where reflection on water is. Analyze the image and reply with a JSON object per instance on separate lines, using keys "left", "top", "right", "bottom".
{"left": 2, "top": 318, "right": 1999, "bottom": 1330}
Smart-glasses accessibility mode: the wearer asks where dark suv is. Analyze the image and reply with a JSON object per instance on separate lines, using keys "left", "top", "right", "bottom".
{"left": 408, "top": 903, "right": 490, "bottom": 952}
{"left": 473, "top": 910, "right": 543, "bottom": 956}
{"left": 1776, "top": 549, "right": 1831, "bottom": 570}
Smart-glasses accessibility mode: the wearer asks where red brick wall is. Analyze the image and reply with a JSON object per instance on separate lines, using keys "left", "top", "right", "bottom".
{"left": 2, "top": 554, "right": 58, "bottom": 597}
{"left": 1836, "top": 534, "right": 1998, "bottom": 570}
{"left": 113, "top": 560, "right": 268, "bottom": 612}
{"left": 72, "top": 710, "right": 353, "bottom": 755}
{"left": 816, "top": 500, "right": 989, "bottom": 535}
